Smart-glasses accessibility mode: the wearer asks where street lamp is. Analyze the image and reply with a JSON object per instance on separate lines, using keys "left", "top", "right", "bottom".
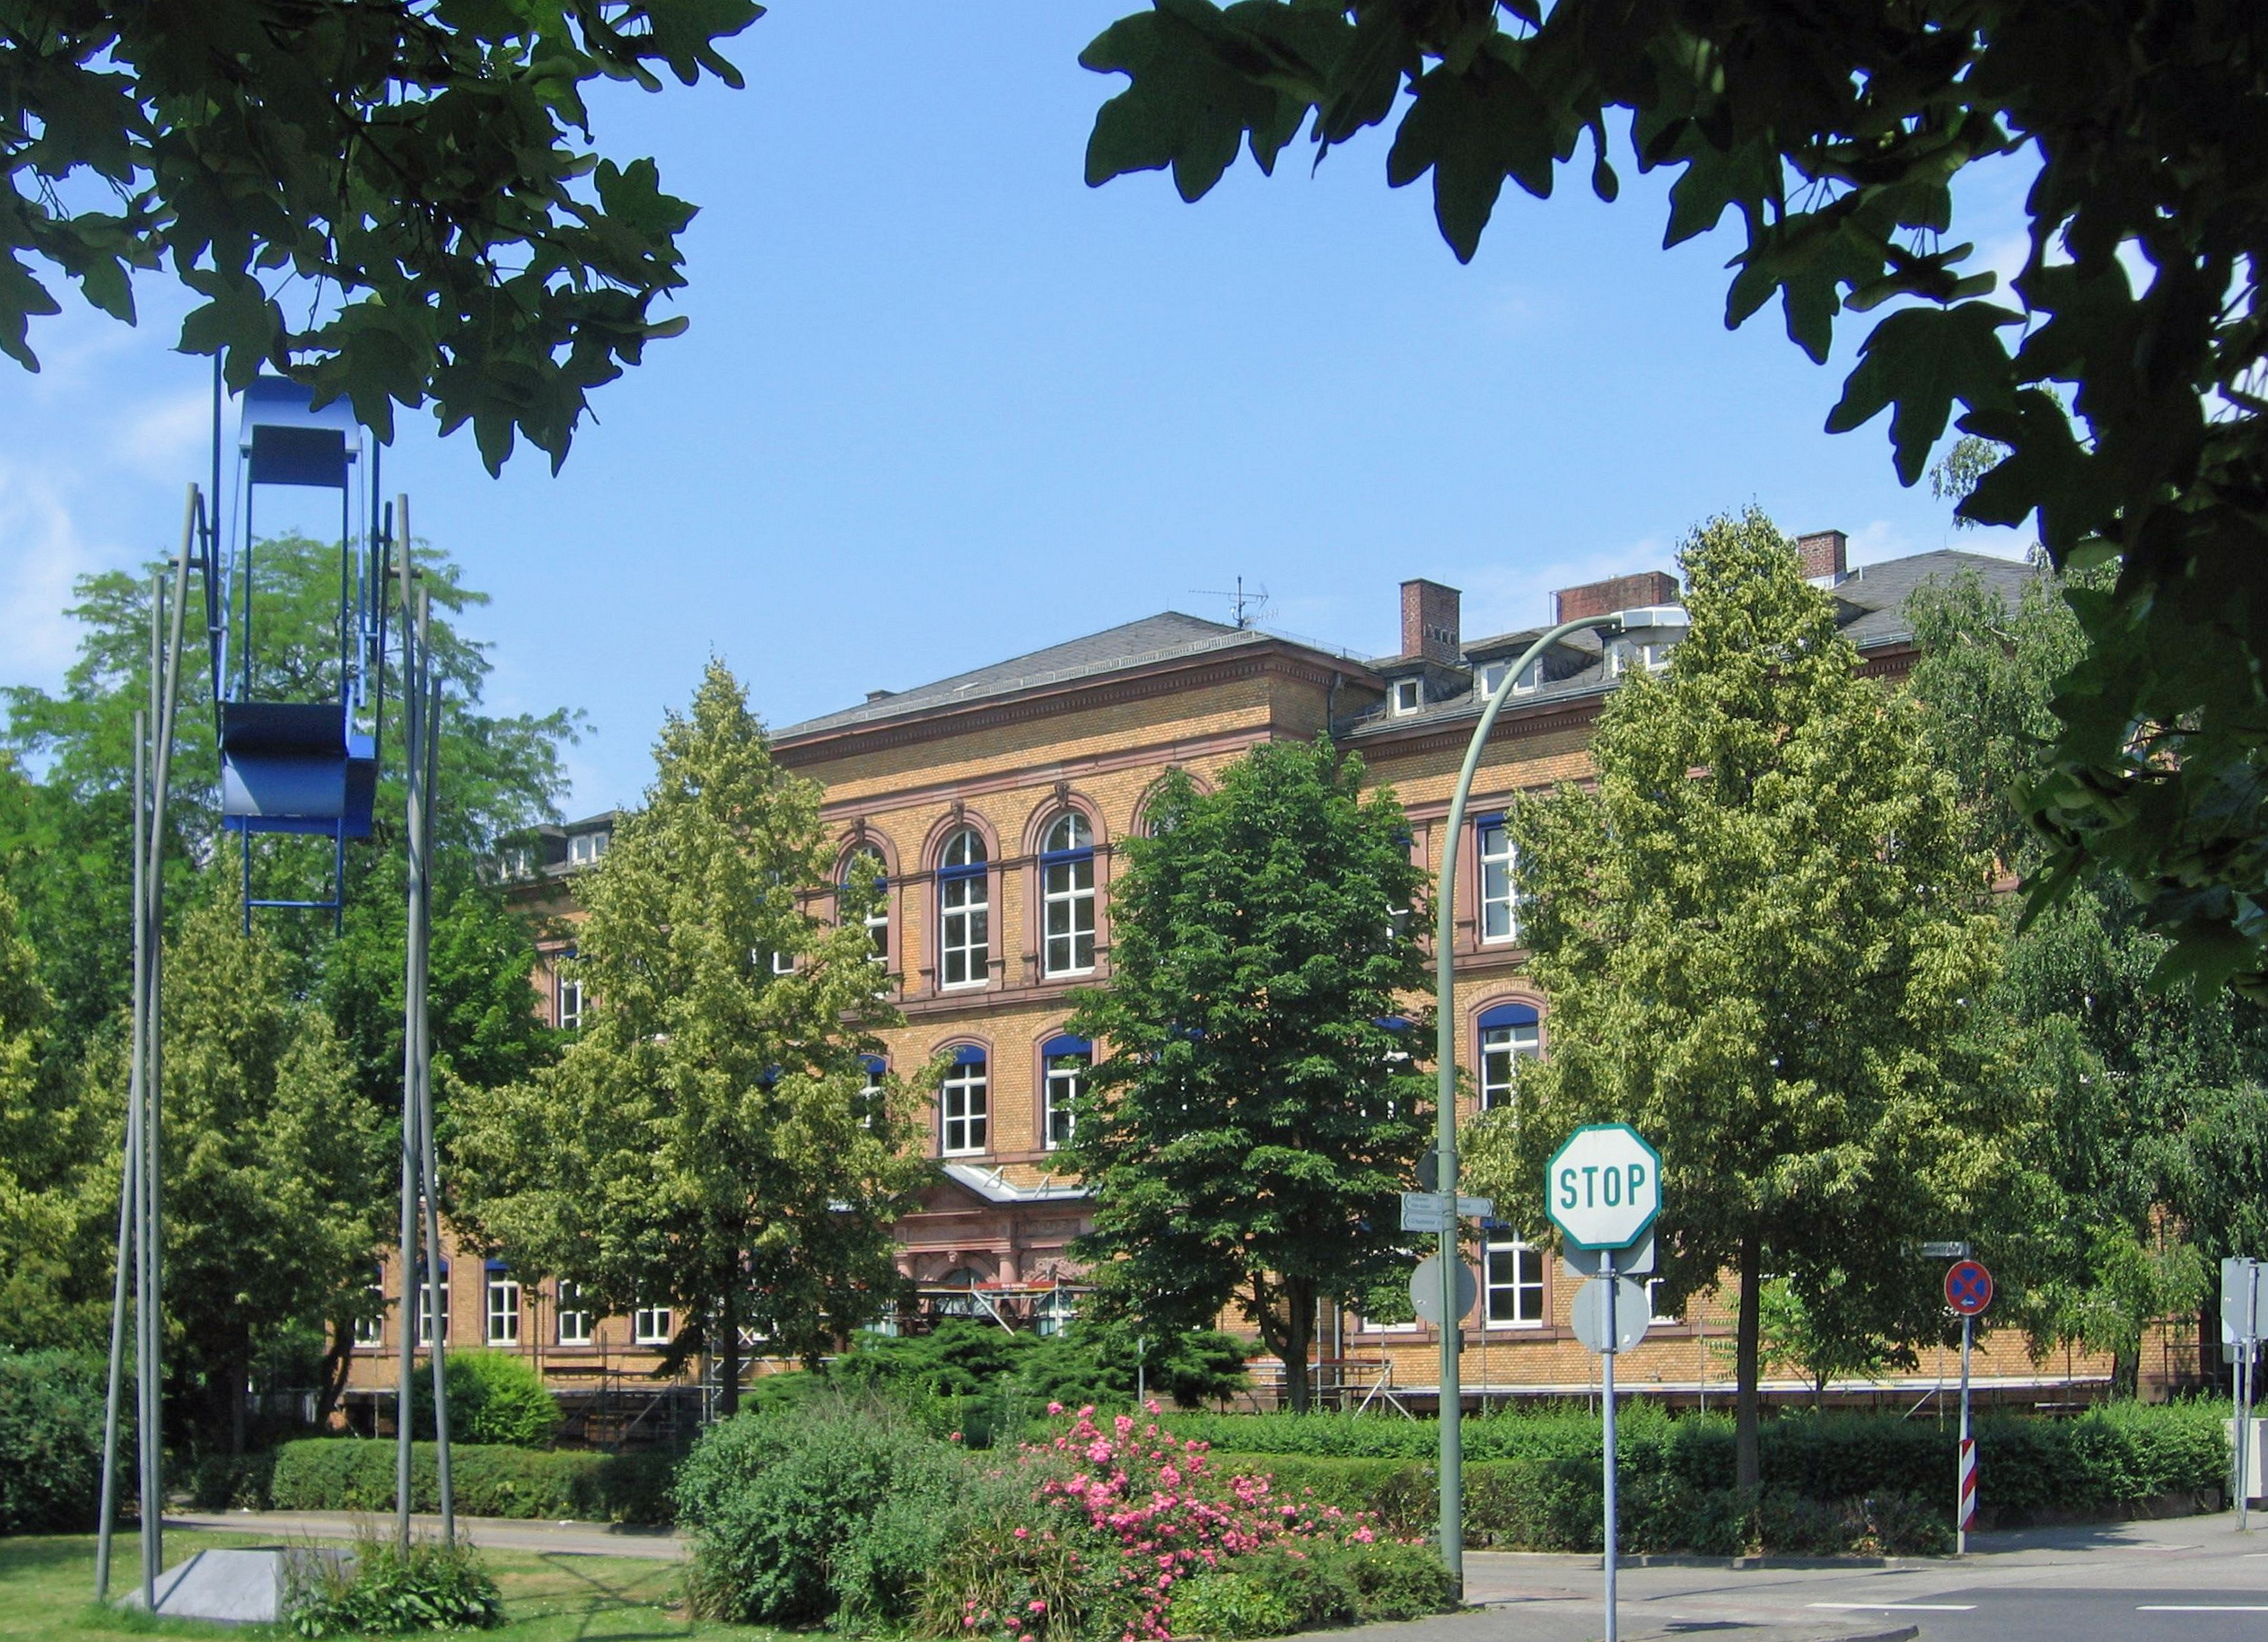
{"left": 1430, "top": 602, "right": 1691, "bottom": 1591}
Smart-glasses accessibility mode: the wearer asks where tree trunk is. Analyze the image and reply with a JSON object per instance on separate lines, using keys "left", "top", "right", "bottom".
{"left": 1735, "top": 1234, "right": 1762, "bottom": 1492}
{"left": 316, "top": 1317, "right": 355, "bottom": 1429}
{"left": 718, "top": 1279, "right": 740, "bottom": 1420}
{"left": 231, "top": 1332, "right": 249, "bottom": 1455}
{"left": 1284, "top": 1278, "right": 1315, "bottom": 1415}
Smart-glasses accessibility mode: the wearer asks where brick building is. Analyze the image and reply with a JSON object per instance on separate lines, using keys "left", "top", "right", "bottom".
{"left": 345, "top": 538, "right": 2137, "bottom": 1426}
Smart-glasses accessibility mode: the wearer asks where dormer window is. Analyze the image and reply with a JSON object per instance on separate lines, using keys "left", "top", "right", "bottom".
{"left": 1476, "top": 660, "right": 1540, "bottom": 698}
{"left": 1391, "top": 678, "right": 1423, "bottom": 716}
{"left": 569, "top": 830, "right": 609, "bottom": 865}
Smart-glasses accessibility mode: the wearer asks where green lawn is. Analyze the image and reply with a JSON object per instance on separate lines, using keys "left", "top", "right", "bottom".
{"left": 0, "top": 1530, "right": 783, "bottom": 1641}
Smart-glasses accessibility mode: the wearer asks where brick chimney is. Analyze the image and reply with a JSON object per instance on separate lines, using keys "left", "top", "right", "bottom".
{"left": 1400, "top": 579, "right": 1462, "bottom": 663}
{"left": 1796, "top": 529, "right": 1848, "bottom": 583}
{"left": 1554, "top": 570, "right": 1679, "bottom": 624}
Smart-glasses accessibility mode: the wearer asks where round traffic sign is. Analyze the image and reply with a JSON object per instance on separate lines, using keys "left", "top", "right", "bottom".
{"left": 1546, "top": 1123, "right": 1664, "bottom": 1251}
{"left": 1410, "top": 1254, "right": 1477, "bottom": 1325}
{"left": 1945, "top": 1258, "right": 1993, "bottom": 1316}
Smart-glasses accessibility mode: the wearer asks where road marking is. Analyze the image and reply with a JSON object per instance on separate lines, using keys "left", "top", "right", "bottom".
{"left": 1808, "top": 1602, "right": 1977, "bottom": 1611}
{"left": 2137, "top": 1605, "right": 2268, "bottom": 1612}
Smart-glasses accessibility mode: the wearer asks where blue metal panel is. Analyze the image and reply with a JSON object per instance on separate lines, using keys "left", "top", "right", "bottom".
{"left": 249, "top": 424, "right": 348, "bottom": 488}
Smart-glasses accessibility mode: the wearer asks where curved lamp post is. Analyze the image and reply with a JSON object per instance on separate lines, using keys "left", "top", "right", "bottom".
{"left": 1432, "top": 603, "right": 1690, "bottom": 1589}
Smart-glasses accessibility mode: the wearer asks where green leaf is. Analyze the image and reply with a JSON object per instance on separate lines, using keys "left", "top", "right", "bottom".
{"left": 1825, "top": 303, "right": 2020, "bottom": 485}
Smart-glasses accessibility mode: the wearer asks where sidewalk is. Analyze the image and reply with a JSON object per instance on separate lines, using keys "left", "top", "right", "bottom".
{"left": 167, "top": 1508, "right": 688, "bottom": 1560}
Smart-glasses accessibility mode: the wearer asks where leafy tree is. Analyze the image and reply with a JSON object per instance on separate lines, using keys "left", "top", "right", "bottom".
{"left": 0, "top": 540, "right": 574, "bottom": 1073}
{"left": 1906, "top": 562, "right": 2268, "bottom": 1383}
{"left": 5, "top": 1, "right": 763, "bottom": 470}
{"left": 1462, "top": 508, "right": 2016, "bottom": 1487}
{"left": 1061, "top": 742, "right": 1430, "bottom": 1414}
{"left": 0, "top": 875, "right": 91, "bottom": 1349}
{"left": 142, "top": 883, "right": 390, "bottom": 1452}
{"left": 1756, "top": 1275, "right": 1908, "bottom": 1412}
{"left": 449, "top": 662, "right": 929, "bottom": 1413}
{"left": 1078, "top": 0, "right": 2268, "bottom": 997}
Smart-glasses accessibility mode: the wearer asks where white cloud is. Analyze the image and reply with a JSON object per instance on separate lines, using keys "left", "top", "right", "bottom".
{"left": 0, "top": 460, "right": 104, "bottom": 689}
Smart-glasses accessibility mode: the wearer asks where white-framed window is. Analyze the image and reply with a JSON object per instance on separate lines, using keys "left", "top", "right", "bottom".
{"left": 938, "top": 828, "right": 989, "bottom": 988}
{"left": 770, "top": 947, "right": 796, "bottom": 976}
{"left": 856, "top": 1056, "right": 887, "bottom": 1129}
{"left": 1359, "top": 1311, "right": 1420, "bottom": 1334}
{"left": 569, "top": 829, "right": 609, "bottom": 865}
{"left": 1391, "top": 677, "right": 1422, "bottom": 716}
{"left": 1648, "top": 1278, "right": 1683, "bottom": 1325}
{"left": 1040, "top": 812, "right": 1097, "bottom": 977}
{"left": 844, "top": 844, "right": 889, "bottom": 961}
{"left": 634, "top": 1305, "right": 673, "bottom": 1347}
{"left": 1606, "top": 640, "right": 1672, "bottom": 679}
{"left": 486, "top": 1267, "right": 521, "bottom": 1345}
{"left": 499, "top": 846, "right": 533, "bottom": 881}
{"left": 1476, "top": 659, "right": 1540, "bottom": 698}
{"left": 416, "top": 1261, "right": 450, "bottom": 1346}
{"left": 556, "top": 1281, "right": 593, "bottom": 1347}
{"left": 354, "top": 1265, "right": 385, "bottom": 1347}
{"left": 1485, "top": 1237, "right": 1546, "bottom": 1327}
{"left": 1478, "top": 1003, "right": 1541, "bottom": 1111}
{"left": 1476, "top": 819, "right": 1519, "bottom": 943}
{"left": 941, "top": 1050, "right": 988, "bottom": 1155}
{"left": 556, "top": 958, "right": 583, "bottom": 1032}
{"left": 1042, "top": 1036, "right": 1089, "bottom": 1149}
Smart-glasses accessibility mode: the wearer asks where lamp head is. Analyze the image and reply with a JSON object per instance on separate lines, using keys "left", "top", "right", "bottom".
{"left": 1605, "top": 604, "right": 1691, "bottom": 650}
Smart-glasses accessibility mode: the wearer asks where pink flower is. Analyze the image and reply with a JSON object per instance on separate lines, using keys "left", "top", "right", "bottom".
{"left": 1047, "top": 1401, "right": 1064, "bottom": 1415}
{"left": 1029, "top": 1601, "right": 1047, "bottom": 1613}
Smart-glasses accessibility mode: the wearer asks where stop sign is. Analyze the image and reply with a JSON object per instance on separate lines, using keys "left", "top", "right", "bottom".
{"left": 1546, "top": 1123, "right": 1664, "bottom": 1251}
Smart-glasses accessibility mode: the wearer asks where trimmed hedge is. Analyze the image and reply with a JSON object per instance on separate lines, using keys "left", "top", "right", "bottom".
{"left": 0, "top": 1349, "right": 109, "bottom": 1534}
{"left": 256, "top": 1439, "right": 675, "bottom": 1523}
{"left": 1195, "top": 1401, "right": 2228, "bottom": 1548}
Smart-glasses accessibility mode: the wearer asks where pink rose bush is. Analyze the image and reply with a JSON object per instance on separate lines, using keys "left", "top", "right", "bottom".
{"left": 927, "top": 1403, "right": 1400, "bottom": 1642}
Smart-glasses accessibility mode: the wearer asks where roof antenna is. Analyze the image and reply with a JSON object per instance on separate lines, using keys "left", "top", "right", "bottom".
{"left": 1190, "top": 575, "right": 1272, "bottom": 629}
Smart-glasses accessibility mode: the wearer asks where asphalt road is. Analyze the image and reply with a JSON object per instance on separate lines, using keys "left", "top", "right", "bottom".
{"left": 1412, "top": 1510, "right": 2268, "bottom": 1642}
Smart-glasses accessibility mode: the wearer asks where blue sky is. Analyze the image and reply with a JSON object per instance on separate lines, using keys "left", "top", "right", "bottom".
{"left": 0, "top": 2, "right": 2033, "bottom": 816}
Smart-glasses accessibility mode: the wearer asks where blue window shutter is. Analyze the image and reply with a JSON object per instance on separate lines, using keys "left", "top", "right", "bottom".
{"left": 1043, "top": 1034, "right": 1090, "bottom": 1058}
{"left": 1477, "top": 1002, "right": 1539, "bottom": 1031}
{"left": 953, "top": 1044, "right": 986, "bottom": 1067}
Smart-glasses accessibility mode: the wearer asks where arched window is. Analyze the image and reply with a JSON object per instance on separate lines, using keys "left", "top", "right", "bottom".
{"left": 843, "top": 844, "right": 889, "bottom": 961}
{"left": 1040, "top": 812, "right": 1096, "bottom": 977}
{"left": 938, "top": 829, "right": 989, "bottom": 988}
{"left": 1477, "top": 1002, "right": 1541, "bottom": 1111}
{"left": 1476, "top": 813, "right": 1518, "bottom": 943}
{"left": 941, "top": 1045, "right": 988, "bottom": 1155}
{"left": 1042, "top": 1034, "right": 1090, "bottom": 1149}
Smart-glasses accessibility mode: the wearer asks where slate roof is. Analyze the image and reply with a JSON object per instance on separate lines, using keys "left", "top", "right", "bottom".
{"left": 1342, "top": 548, "right": 2037, "bottom": 740}
{"left": 775, "top": 611, "right": 1282, "bottom": 740}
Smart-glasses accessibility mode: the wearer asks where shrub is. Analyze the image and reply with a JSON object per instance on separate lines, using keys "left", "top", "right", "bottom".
{"left": 285, "top": 1526, "right": 504, "bottom": 1636}
{"left": 676, "top": 1393, "right": 964, "bottom": 1624}
{"left": 409, "top": 1351, "right": 559, "bottom": 1448}
{"left": 0, "top": 1348, "right": 109, "bottom": 1534}
{"left": 192, "top": 1448, "right": 279, "bottom": 1511}
{"left": 266, "top": 1438, "right": 672, "bottom": 1523}
{"left": 1166, "top": 1569, "right": 1300, "bottom": 1639}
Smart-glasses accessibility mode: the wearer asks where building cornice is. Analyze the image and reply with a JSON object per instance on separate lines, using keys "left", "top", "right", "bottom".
{"left": 775, "top": 641, "right": 1379, "bottom": 768}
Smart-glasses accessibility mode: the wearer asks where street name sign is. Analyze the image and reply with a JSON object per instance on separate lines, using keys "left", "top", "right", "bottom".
{"left": 1920, "top": 1242, "right": 1970, "bottom": 1259}
{"left": 1546, "top": 1124, "right": 1663, "bottom": 1250}
{"left": 1401, "top": 1191, "right": 1493, "bottom": 1233}
{"left": 1564, "top": 1233, "right": 1655, "bottom": 1280}
{"left": 1571, "top": 1277, "right": 1650, "bottom": 1355}
{"left": 1410, "top": 1254, "right": 1477, "bottom": 1325}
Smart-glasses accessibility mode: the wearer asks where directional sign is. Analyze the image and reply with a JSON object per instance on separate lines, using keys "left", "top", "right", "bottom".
{"left": 1945, "top": 1259, "right": 1994, "bottom": 1316}
{"left": 1546, "top": 1124, "right": 1663, "bottom": 1251}
{"left": 1410, "top": 1254, "right": 1478, "bottom": 1325}
{"left": 1563, "top": 1233, "right": 1655, "bottom": 1280}
{"left": 2223, "top": 1257, "right": 2262, "bottom": 1344}
{"left": 1571, "top": 1277, "right": 1650, "bottom": 1355}
{"left": 1401, "top": 1191, "right": 1494, "bottom": 1233}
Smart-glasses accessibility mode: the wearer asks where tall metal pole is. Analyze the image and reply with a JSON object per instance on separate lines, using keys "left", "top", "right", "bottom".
{"left": 92, "top": 1088, "right": 139, "bottom": 1599}
{"left": 394, "top": 506, "right": 419, "bottom": 1551}
{"left": 124, "top": 707, "right": 156, "bottom": 1612}
{"left": 414, "top": 600, "right": 453, "bottom": 1545}
{"left": 1601, "top": 1249, "right": 1619, "bottom": 1642}
{"left": 1433, "top": 613, "right": 1625, "bottom": 1589}
{"left": 1957, "top": 1313, "right": 1975, "bottom": 1554}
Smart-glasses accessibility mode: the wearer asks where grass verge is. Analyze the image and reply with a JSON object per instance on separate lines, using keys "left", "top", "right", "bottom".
{"left": 0, "top": 1530, "right": 784, "bottom": 1640}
